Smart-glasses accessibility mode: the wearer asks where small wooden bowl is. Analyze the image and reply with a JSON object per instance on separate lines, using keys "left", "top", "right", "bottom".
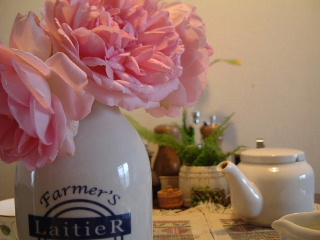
{"left": 157, "top": 185, "right": 183, "bottom": 209}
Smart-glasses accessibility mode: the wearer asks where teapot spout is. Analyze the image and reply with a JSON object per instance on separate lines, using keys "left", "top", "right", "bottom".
{"left": 217, "top": 161, "right": 263, "bottom": 219}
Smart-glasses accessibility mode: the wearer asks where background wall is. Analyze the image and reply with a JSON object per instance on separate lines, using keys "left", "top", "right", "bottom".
{"left": 1, "top": 0, "right": 320, "bottom": 200}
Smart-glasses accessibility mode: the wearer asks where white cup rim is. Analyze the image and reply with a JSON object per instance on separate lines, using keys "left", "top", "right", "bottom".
{"left": 0, "top": 198, "right": 15, "bottom": 217}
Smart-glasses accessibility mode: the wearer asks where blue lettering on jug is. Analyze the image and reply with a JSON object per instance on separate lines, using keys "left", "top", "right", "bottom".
{"left": 28, "top": 199, "right": 131, "bottom": 239}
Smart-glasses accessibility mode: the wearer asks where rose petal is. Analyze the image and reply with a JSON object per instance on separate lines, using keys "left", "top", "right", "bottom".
{"left": 1, "top": 67, "right": 31, "bottom": 108}
{"left": 11, "top": 57, "right": 53, "bottom": 113}
{"left": 73, "top": 28, "right": 106, "bottom": 58}
{"left": 46, "top": 52, "right": 94, "bottom": 120}
{"left": 10, "top": 12, "right": 51, "bottom": 61}
{"left": 8, "top": 98, "right": 36, "bottom": 138}
{"left": 0, "top": 85, "right": 11, "bottom": 115}
{"left": 0, "top": 43, "right": 15, "bottom": 65}
{"left": 58, "top": 120, "right": 79, "bottom": 156}
{"left": 30, "top": 98, "right": 52, "bottom": 145}
{"left": 0, "top": 116, "right": 17, "bottom": 145}
{"left": 13, "top": 49, "right": 50, "bottom": 77}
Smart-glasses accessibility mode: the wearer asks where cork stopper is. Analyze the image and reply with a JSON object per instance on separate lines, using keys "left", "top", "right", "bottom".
{"left": 200, "top": 124, "right": 219, "bottom": 139}
{"left": 154, "top": 125, "right": 181, "bottom": 141}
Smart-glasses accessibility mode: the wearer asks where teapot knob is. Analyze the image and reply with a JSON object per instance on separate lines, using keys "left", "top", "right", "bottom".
{"left": 256, "top": 138, "right": 265, "bottom": 148}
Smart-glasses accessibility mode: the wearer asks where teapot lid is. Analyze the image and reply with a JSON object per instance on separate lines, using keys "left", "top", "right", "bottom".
{"left": 240, "top": 148, "right": 305, "bottom": 163}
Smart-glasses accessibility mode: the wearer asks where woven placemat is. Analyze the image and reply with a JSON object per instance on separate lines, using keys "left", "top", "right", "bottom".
{"left": 205, "top": 213, "right": 280, "bottom": 240}
{"left": 153, "top": 212, "right": 214, "bottom": 240}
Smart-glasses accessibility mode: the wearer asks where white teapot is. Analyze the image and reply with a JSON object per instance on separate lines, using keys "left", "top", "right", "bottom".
{"left": 217, "top": 148, "right": 315, "bottom": 226}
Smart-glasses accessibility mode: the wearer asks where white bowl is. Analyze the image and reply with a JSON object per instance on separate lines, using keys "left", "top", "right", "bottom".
{"left": 272, "top": 211, "right": 320, "bottom": 240}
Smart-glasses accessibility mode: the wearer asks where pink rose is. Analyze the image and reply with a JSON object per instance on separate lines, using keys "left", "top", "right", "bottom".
{"left": 147, "top": 2, "right": 214, "bottom": 117}
{"left": 41, "top": 0, "right": 197, "bottom": 116}
{"left": 0, "top": 13, "right": 94, "bottom": 169}
{"left": 9, "top": 11, "right": 94, "bottom": 121}
{"left": 0, "top": 0, "right": 213, "bottom": 169}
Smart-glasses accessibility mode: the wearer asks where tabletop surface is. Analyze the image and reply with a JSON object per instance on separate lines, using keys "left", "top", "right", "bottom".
{"left": 153, "top": 194, "right": 320, "bottom": 240}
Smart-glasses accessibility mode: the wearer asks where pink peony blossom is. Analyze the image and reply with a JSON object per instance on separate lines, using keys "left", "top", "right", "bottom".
{"left": 41, "top": 0, "right": 212, "bottom": 116}
{"left": 0, "top": 12, "right": 94, "bottom": 169}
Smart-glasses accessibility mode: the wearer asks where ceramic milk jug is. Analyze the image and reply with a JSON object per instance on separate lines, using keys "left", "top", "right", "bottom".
{"left": 217, "top": 148, "right": 314, "bottom": 226}
{"left": 15, "top": 103, "right": 153, "bottom": 240}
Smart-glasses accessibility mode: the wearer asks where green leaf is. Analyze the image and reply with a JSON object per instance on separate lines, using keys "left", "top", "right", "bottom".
{"left": 125, "top": 114, "right": 183, "bottom": 151}
{"left": 210, "top": 59, "right": 242, "bottom": 66}
{"left": 0, "top": 225, "right": 11, "bottom": 236}
{"left": 126, "top": 112, "right": 245, "bottom": 166}
{"left": 179, "top": 109, "right": 195, "bottom": 145}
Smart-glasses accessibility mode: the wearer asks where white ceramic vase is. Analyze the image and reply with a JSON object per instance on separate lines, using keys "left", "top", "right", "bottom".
{"left": 179, "top": 165, "right": 229, "bottom": 207}
{"left": 15, "top": 102, "right": 153, "bottom": 240}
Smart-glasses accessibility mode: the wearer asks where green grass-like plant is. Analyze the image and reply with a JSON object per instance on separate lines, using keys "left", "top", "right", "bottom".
{"left": 126, "top": 111, "right": 242, "bottom": 166}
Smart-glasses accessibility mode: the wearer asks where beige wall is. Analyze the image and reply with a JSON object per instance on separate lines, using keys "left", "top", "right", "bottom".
{"left": 1, "top": 0, "right": 320, "bottom": 200}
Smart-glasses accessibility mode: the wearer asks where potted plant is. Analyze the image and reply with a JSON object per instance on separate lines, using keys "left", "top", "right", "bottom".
{"left": 126, "top": 111, "right": 242, "bottom": 207}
